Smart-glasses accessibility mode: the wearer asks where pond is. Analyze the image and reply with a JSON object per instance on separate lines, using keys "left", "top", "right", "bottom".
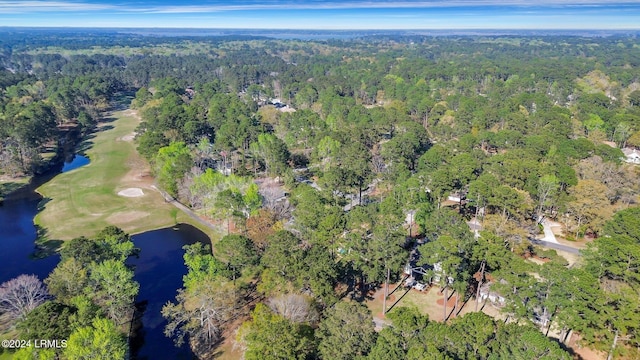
{"left": 60, "top": 154, "right": 90, "bottom": 173}
{"left": 0, "top": 154, "right": 89, "bottom": 283}
{"left": 128, "top": 224, "right": 207, "bottom": 360}
{"left": 0, "top": 194, "right": 60, "bottom": 282}
{"left": 0, "top": 153, "right": 201, "bottom": 359}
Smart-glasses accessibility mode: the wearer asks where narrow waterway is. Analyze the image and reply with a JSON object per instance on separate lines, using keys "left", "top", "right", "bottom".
{"left": 0, "top": 194, "right": 59, "bottom": 282}
{"left": 1, "top": 153, "right": 203, "bottom": 359}
{"left": 128, "top": 224, "right": 206, "bottom": 360}
{"left": 0, "top": 154, "right": 89, "bottom": 283}
{"left": 61, "top": 153, "right": 90, "bottom": 173}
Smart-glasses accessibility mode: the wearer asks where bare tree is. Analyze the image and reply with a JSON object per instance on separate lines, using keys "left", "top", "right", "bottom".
{"left": 177, "top": 167, "right": 201, "bottom": 208}
{"left": 577, "top": 156, "right": 639, "bottom": 208}
{"left": 257, "top": 178, "right": 292, "bottom": 220}
{"left": 258, "top": 179, "right": 285, "bottom": 208}
{"left": 163, "top": 279, "right": 240, "bottom": 356}
{"left": 371, "top": 153, "right": 387, "bottom": 175}
{"left": 536, "top": 174, "right": 559, "bottom": 222}
{"left": 0, "top": 274, "right": 48, "bottom": 322}
{"left": 0, "top": 146, "right": 22, "bottom": 177}
{"left": 270, "top": 199, "right": 293, "bottom": 220}
{"left": 267, "top": 293, "right": 318, "bottom": 324}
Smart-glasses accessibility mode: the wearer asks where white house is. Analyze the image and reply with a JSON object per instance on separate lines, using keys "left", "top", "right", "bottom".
{"left": 478, "top": 282, "right": 506, "bottom": 307}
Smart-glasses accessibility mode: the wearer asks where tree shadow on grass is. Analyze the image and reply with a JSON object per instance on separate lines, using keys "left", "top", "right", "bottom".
{"left": 0, "top": 181, "right": 27, "bottom": 200}
{"left": 96, "top": 124, "right": 114, "bottom": 132}
{"left": 32, "top": 224, "right": 63, "bottom": 259}
{"left": 109, "top": 93, "right": 135, "bottom": 111}
{"left": 386, "top": 287, "right": 412, "bottom": 314}
{"left": 36, "top": 197, "right": 51, "bottom": 211}
{"left": 32, "top": 239, "right": 63, "bottom": 259}
{"left": 81, "top": 133, "right": 97, "bottom": 141}
{"left": 200, "top": 335, "right": 229, "bottom": 359}
{"left": 554, "top": 338, "right": 583, "bottom": 360}
{"left": 99, "top": 116, "right": 117, "bottom": 124}
{"left": 76, "top": 140, "right": 95, "bottom": 154}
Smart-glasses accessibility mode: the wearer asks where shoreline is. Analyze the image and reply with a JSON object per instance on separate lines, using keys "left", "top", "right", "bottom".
{"left": 33, "top": 104, "right": 222, "bottom": 245}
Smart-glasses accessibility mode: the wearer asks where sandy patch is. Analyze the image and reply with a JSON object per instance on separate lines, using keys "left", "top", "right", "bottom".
{"left": 122, "top": 109, "right": 141, "bottom": 120}
{"left": 117, "top": 187, "right": 144, "bottom": 197}
{"left": 106, "top": 210, "right": 149, "bottom": 224}
{"left": 120, "top": 133, "right": 136, "bottom": 141}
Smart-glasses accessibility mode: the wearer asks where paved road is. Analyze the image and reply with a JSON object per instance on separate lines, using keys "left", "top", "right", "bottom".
{"left": 152, "top": 185, "right": 220, "bottom": 233}
{"left": 467, "top": 218, "right": 582, "bottom": 256}
{"left": 528, "top": 237, "right": 582, "bottom": 255}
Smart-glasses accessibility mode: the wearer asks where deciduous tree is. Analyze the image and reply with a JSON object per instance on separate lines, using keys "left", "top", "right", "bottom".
{"left": 45, "top": 258, "right": 88, "bottom": 303}
{"left": 87, "top": 260, "right": 138, "bottom": 323}
{"left": 0, "top": 274, "right": 48, "bottom": 322}
{"left": 163, "top": 279, "right": 239, "bottom": 354}
{"left": 565, "top": 179, "right": 613, "bottom": 238}
{"left": 64, "top": 317, "right": 127, "bottom": 360}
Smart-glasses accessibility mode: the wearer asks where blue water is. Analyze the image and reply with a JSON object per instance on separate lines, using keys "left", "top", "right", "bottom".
{"left": 0, "top": 153, "right": 203, "bottom": 360}
{"left": 0, "top": 196, "right": 60, "bottom": 282}
{"left": 128, "top": 224, "right": 207, "bottom": 360}
{"left": 0, "top": 155, "right": 89, "bottom": 284}
{"left": 61, "top": 154, "right": 90, "bottom": 172}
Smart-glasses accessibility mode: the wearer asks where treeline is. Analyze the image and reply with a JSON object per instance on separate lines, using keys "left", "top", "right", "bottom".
{"left": 165, "top": 234, "right": 573, "bottom": 360}
{"left": 0, "top": 66, "right": 117, "bottom": 175}
{"left": 0, "top": 29, "right": 266, "bottom": 55}
{"left": 0, "top": 226, "right": 139, "bottom": 359}
{"left": 3, "top": 32, "right": 640, "bottom": 358}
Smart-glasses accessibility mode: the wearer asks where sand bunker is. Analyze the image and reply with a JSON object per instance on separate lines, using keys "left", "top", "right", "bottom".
{"left": 117, "top": 187, "right": 144, "bottom": 197}
{"left": 121, "top": 134, "right": 135, "bottom": 141}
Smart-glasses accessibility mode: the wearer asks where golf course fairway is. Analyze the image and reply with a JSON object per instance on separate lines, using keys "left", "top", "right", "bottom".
{"left": 35, "top": 108, "right": 219, "bottom": 242}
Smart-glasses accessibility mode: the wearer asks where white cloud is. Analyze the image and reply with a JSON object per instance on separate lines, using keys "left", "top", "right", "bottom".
{"left": 141, "top": 1, "right": 640, "bottom": 14}
{"left": 2, "top": 0, "right": 639, "bottom": 15}
{"left": 0, "top": 1, "right": 114, "bottom": 13}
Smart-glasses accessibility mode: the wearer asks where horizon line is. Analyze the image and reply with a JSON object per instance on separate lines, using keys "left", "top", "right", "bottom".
{"left": 2, "top": 26, "right": 640, "bottom": 31}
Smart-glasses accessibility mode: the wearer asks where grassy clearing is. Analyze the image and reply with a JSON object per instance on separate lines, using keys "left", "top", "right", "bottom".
{"left": 365, "top": 281, "right": 503, "bottom": 324}
{"left": 35, "top": 108, "right": 219, "bottom": 243}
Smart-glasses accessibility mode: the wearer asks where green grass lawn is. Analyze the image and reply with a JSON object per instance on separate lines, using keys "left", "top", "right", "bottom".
{"left": 35, "top": 109, "right": 219, "bottom": 243}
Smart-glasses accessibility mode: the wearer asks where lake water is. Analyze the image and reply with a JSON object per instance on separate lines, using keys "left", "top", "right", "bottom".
{"left": 0, "top": 154, "right": 89, "bottom": 283}
{"left": 128, "top": 224, "right": 207, "bottom": 360}
{"left": 0, "top": 194, "right": 60, "bottom": 282}
{"left": 0, "top": 154, "right": 202, "bottom": 359}
{"left": 61, "top": 154, "right": 90, "bottom": 173}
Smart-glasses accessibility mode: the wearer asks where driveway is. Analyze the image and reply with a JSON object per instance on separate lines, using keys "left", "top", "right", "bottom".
{"left": 538, "top": 219, "right": 559, "bottom": 244}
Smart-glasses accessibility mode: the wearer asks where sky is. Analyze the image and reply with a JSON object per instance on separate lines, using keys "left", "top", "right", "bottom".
{"left": 0, "top": 0, "right": 639, "bottom": 29}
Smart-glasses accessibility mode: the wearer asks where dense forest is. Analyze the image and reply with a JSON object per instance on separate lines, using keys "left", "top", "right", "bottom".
{"left": 1, "top": 30, "right": 640, "bottom": 359}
